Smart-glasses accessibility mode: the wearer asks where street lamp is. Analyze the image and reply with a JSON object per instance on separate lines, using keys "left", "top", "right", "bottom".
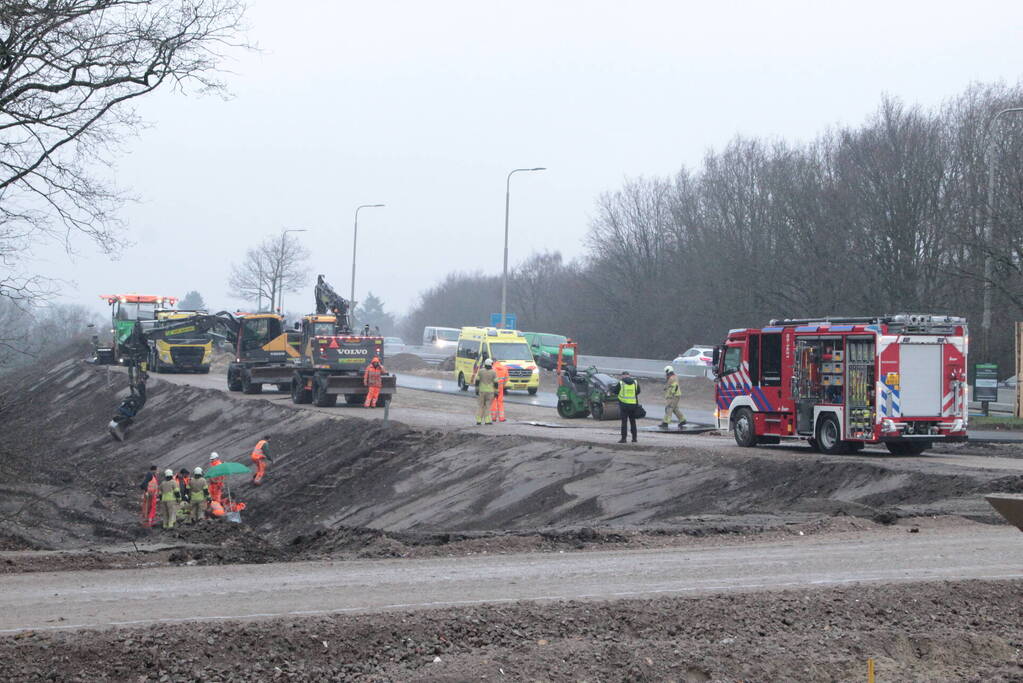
{"left": 981, "top": 107, "right": 1023, "bottom": 360}
{"left": 501, "top": 167, "right": 546, "bottom": 328}
{"left": 278, "top": 228, "right": 308, "bottom": 315}
{"left": 351, "top": 204, "right": 385, "bottom": 323}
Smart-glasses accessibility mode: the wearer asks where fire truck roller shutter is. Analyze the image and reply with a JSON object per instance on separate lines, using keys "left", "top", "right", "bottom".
{"left": 899, "top": 344, "right": 943, "bottom": 417}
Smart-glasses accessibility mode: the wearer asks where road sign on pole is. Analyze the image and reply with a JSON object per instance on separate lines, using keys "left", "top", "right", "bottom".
{"left": 974, "top": 362, "right": 998, "bottom": 416}
{"left": 490, "top": 313, "right": 517, "bottom": 329}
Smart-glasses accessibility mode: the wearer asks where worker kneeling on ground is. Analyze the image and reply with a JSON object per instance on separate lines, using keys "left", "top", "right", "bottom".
{"left": 250, "top": 436, "right": 273, "bottom": 485}
{"left": 491, "top": 360, "right": 509, "bottom": 422}
{"left": 188, "top": 467, "right": 209, "bottom": 523}
{"left": 472, "top": 358, "right": 497, "bottom": 425}
{"left": 660, "top": 365, "right": 687, "bottom": 431}
{"left": 158, "top": 469, "right": 181, "bottom": 529}
{"left": 364, "top": 356, "right": 385, "bottom": 408}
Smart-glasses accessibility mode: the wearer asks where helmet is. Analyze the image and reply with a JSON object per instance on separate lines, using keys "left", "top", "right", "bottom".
{"left": 193, "top": 467, "right": 203, "bottom": 476}
{"left": 372, "top": 356, "right": 380, "bottom": 363}
{"left": 164, "top": 469, "right": 173, "bottom": 477}
{"left": 484, "top": 358, "right": 493, "bottom": 367}
{"left": 209, "top": 452, "right": 219, "bottom": 461}
{"left": 664, "top": 365, "right": 674, "bottom": 374}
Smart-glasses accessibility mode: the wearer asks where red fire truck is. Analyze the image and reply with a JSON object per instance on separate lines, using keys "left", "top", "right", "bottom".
{"left": 713, "top": 314, "right": 968, "bottom": 455}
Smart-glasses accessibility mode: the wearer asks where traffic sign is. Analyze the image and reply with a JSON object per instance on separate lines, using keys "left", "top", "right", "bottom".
{"left": 490, "top": 313, "right": 517, "bottom": 329}
{"left": 974, "top": 363, "right": 999, "bottom": 403}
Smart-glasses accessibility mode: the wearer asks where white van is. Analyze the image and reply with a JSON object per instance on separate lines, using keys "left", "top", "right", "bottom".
{"left": 422, "top": 326, "right": 460, "bottom": 350}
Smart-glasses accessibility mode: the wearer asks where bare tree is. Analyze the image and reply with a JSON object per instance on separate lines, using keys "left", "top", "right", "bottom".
{"left": 0, "top": 0, "right": 248, "bottom": 302}
{"left": 228, "top": 233, "right": 310, "bottom": 311}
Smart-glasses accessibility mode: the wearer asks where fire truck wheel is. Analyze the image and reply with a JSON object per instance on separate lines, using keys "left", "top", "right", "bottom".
{"left": 731, "top": 408, "right": 757, "bottom": 447}
{"left": 815, "top": 414, "right": 850, "bottom": 454}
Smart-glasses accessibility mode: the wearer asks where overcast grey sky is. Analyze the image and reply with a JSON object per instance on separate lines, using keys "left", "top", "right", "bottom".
{"left": 34, "top": 0, "right": 1023, "bottom": 322}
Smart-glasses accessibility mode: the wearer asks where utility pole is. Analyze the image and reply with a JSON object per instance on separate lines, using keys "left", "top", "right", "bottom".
{"left": 351, "top": 204, "right": 385, "bottom": 323}
{"left": 501, "top": 167, "right": 546, "bottom": 328}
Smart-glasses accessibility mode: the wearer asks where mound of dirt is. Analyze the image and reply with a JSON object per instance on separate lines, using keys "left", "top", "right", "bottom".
{"left": 2, "top": 579, "right": 1020, "bottom": 681}
{"left": 386, "top": 353, "right": 429, "bottom": 371}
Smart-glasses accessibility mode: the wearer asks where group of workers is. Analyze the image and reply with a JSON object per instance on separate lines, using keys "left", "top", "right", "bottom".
{"left": 612, "top": 366, "right": 688, "bottom": 443}
{"left": 138, "top": 436, "right": 273, "bottom": 529}
{"left": 470, "top": 357, "right": 509, "bottom": 425}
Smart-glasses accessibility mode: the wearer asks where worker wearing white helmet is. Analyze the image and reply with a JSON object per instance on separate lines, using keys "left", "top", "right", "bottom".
{"left": 471, "top": 356, "right": 498, "bottom": 425}
{"left": 659, "top": 365, "right": 687, "bottom": 431}
{"left": 188, "top": 467, "right": 210, "bottom": 523}
{"left": 207, "top": 452, "right": 224, "bottom": 507}
{"left": 157, "top": 469, "right": 181, "bottom": 530}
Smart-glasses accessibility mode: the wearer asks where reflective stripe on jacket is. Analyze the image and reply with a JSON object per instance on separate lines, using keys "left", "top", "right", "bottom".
{"left": 189, "top": 477, "right": 208, "bottom": 502}
{"left": 159, "top": 480, "right": 178, "bottom": 502}
{"left": 618, "top": 381, "right": 638, "bottom": 405}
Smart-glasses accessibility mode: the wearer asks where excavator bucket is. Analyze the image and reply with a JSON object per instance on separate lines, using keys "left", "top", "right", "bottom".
{"left": 985, "top": 494, "right": 1023, "bottom": 533}
{"left": 108, "top": 418, "right": 131, "bottom": 442}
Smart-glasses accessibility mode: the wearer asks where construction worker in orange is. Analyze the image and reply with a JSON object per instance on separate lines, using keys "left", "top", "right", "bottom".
{"left": 139, "top": 465, "right": 159, "bottom": 528}
{"left": 158, "top": 469, "right": 181, "bottom": 530}
{"left": 491, "top": 361, "right": 509, "bottom": 422}
{"left": 206, "top": 452, "right": 225, "bottom": 505}
{"left": 363, "top": 356, "right": 385, "bottom": 408}
{"left": 250, "top": 436, "right": 273, "bottom": 486}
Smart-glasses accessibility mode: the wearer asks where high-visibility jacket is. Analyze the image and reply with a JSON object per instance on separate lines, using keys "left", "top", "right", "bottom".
{"left": 364, "top": 364, "right": 385, "bottom": 388}
{"left": 159, "top": 479, "right": 179, "bottom": 502}
{"left": 189, "top": 476, "right": 208, "bottom": 502}
{"left": 144, "top": 475, "right": 159, "bottom": 497}
{"left": 664, "top": 375, "right": 681, "bottom": 399}
{"left": 251, "top": 440, "right": 268, "bottom": 462}
{"left": 474, "top": 367, "right": 497, "bottom": 393}
{"left": 617, "top": 380, "right": 639, "bottom": 405}
{"left": 494, "top": 363, "right": 509, "bottom": 389}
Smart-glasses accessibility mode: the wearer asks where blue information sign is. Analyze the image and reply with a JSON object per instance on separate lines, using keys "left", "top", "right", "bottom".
{"left": 490, "top": 313, "right": 517, "bottom": 329}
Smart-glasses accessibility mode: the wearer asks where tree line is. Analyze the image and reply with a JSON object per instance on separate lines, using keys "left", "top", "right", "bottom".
{"left": 403, "top": 82, "right": 1023, "bottom": 371}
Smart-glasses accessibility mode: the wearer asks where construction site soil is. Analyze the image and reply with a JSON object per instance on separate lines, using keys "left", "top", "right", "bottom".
{"left": 3, "top": 344, "right": 1023, "bottom": 679}
{"left": 2, "top": 344, "right": 1021, "bottom": 558}
{"left": 1, "top": 579, "right": 1021, "bottom": 681}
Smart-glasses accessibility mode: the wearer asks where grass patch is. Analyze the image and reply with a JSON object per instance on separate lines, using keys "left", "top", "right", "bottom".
{"left": 971, "top": 415, "right": 1023, "bottom": 430}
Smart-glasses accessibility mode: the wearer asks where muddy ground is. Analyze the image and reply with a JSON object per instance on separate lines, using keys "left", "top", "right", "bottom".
{"left": 2, "top": 579, "right": 1021, "bottom": 681}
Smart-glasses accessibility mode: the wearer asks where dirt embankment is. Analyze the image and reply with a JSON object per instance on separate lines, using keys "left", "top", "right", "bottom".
{"left": 2, "top": 579, "right": 1020, "bottom": 681}
{"left": 1, "top": 346, "right": 1021, "bottom": 560}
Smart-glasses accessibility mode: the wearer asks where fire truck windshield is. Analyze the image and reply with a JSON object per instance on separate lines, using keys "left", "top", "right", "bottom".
{"left": 722, "top": 347, "right": 741, "bottom": 375}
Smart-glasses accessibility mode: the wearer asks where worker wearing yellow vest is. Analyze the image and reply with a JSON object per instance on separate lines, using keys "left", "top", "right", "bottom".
{"left": 158, "top": 469, "right": 181, "bottom": 529}
{"left": 659, "top": 366, "right": 687, "bottom": 431}
{"left": 491, "top": 361, "right": 509, "bottom": 422}
{"left": 471, "top": 358, "right": 497, "bottom": 425}
{"left": 250, "top": 435, "right": 273, "bottom": 485}
{"left": 188, "top": 467, "right": 210, "bottom": 523}
{"left": 614, "top": 371, "right": 641, "bottom": 443}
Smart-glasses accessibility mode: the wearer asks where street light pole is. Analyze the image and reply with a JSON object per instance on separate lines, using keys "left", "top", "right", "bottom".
{"left": 982, "top": 107, "right": 1023, "bottom": 360}
{"left": 351, "top": 204, "right": 385, "bottom": 323}
{"left": 278, "top": 228, "right": 308, "bottom": 315}
{"left": 501, "top": 167, "right": 546, "bottom": 328}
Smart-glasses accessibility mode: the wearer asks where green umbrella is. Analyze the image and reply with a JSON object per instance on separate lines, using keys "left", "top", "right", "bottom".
{"left": 205, "top": 462, "right": 252, "bottom": 478}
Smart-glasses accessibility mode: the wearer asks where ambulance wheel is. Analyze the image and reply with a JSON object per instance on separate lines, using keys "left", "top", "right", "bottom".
{"left": 527, "top": 387, "right": 538, "bottom": 395}
{"left": 885, "top": 441, "right": 929, "bottom": 456}
{"left": 815, "top": 414, "right": 849, "bottom": 454}
{"left": 458, "top": 373, "right": 468, "bottom": 391}
{"left": 731, "top": 408, "right": 757, "bottom": 447}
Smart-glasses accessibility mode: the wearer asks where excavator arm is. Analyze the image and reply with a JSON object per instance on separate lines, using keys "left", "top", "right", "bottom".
{"left": 314, "top": 274, "right": 352, "bottom": 333}
{"left": 107, "top": 312, "right": 240, "bottom": 440}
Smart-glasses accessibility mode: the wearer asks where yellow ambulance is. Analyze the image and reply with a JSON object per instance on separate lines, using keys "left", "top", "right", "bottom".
{"left": 454, "top": 326, "right": 540, "bottom": 395}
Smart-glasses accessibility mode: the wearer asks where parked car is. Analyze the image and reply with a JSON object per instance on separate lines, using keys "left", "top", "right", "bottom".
{"left": 672, "top": 346, "right": 715, "bottom": 377}
{"left": 523, "top": 331, "right": 572, "bottom": 370}
{"left": 383, "top": 336, "right": 406, "bottom": 356}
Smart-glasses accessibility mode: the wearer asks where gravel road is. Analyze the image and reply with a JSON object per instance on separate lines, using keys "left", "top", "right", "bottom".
{"left": 3, "top": 525, "right": 1020, "bottom": 634}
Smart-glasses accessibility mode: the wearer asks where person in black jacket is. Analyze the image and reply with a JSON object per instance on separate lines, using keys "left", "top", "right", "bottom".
{"left": 613, "top": 371, "right": 641, "bottom": 443}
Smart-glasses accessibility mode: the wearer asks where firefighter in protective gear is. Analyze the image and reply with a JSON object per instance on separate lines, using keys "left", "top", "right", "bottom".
{"left": 188, "top": 467, "right": 210, "bottom": 523}
{"left": 363, "top": 357, "right": 385, "bottom": 408}
{"left": 158, "top": 469, "right": 181, "bottom": 529}
{"left": 614, "top": 371, "right": 641, "bottom": 443}
{"left": 491, "top": 361, "right": 509, "bottom": 422}
{"left": 250, "top": 436, "right": 273, "bottom": 485}
{"left": 139, "top": 465, "right": 159, "bottom": 528}
{"left": 660, "top": 366, "right": 687, "bottom": 430}
{"left": 471, "top": 358, "right": 497, "bottom": 425}
{"left": 207, "top": 452, "right": 224, "bottom": 504}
